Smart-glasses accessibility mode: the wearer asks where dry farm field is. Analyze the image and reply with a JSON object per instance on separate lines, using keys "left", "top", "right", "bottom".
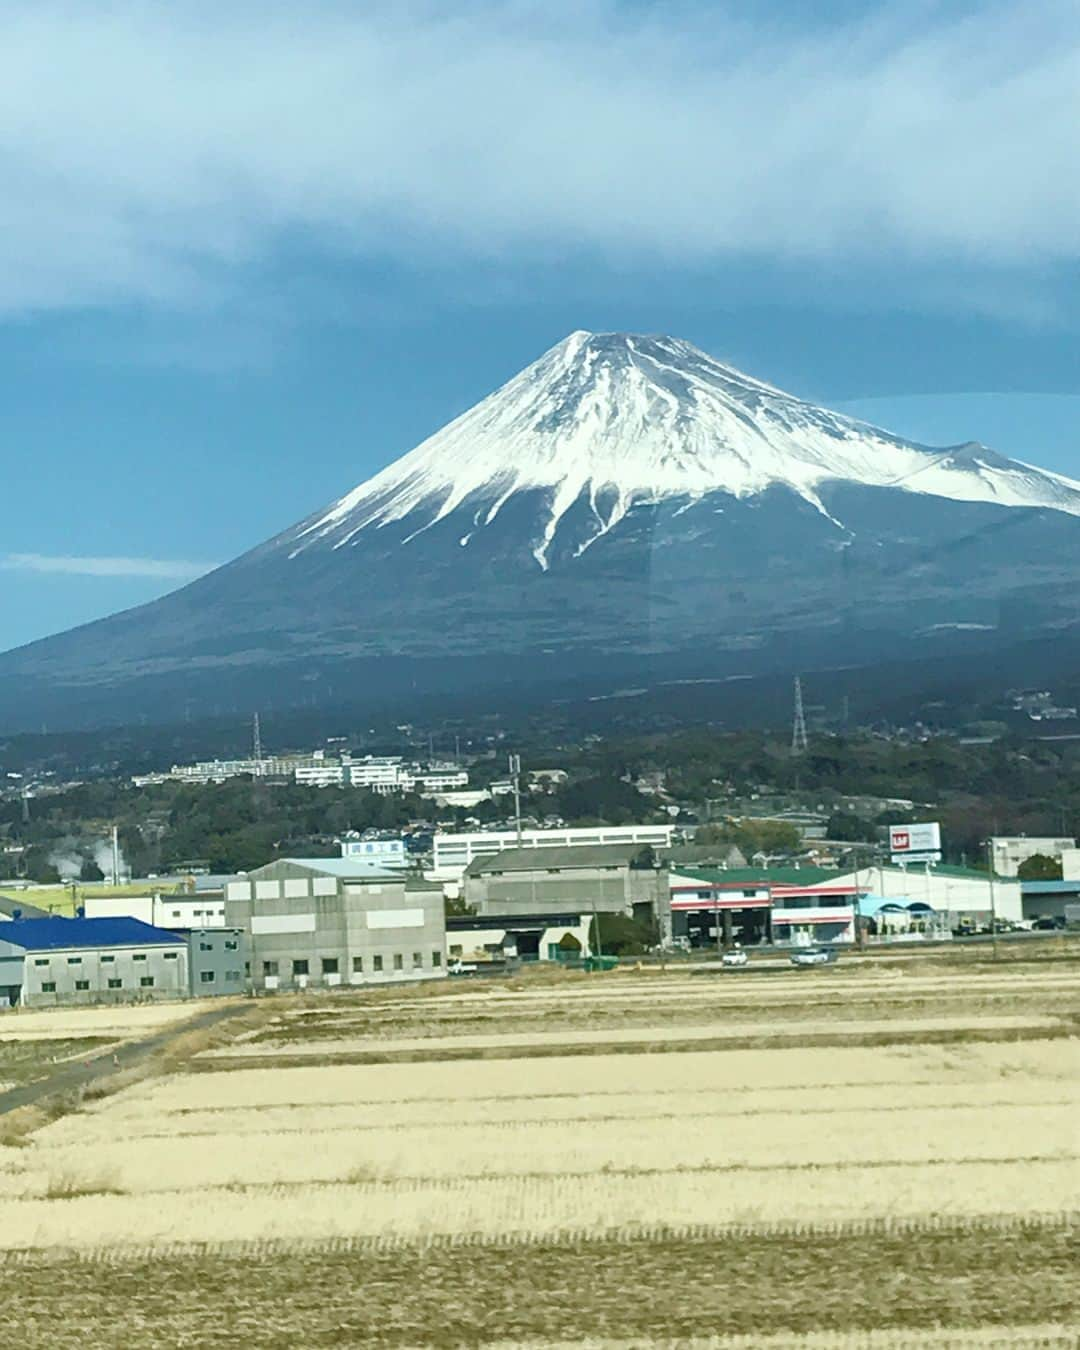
{"left": 2, "top": 952, "right": 1079, "bottom": 1346}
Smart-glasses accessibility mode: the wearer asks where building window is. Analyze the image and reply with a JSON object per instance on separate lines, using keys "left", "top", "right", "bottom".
{"left": 373, "top": 955, "right": 383, "bottom": 972}
{"left": 412, "top": 952, "right": 423, "bottom": 968}
{"left": 75, "top": 980, "right": 90, "bottom": 991}
{"left": 199, "top": 942, "right": 213, "bottom": 952}
{"left": 292, "top": 959, "right": 309, "bottom": 976}
{"left": 67, "top": 956, "right": 82, "bottom": 966}
{"left": 263, "top": 961, "right": 278, "bottom": 976}
{"left": 133, "top": 953, "right": 147, "bottom": 962}
{"left": 200, "top": 971, "right": 216, "bottom": 983}
{"left": 352, "top": 956, "right": 363, "bottom": 973}
{"left": 139, "top": 976, "right": 155, "bottom": 988}
{"left": 244, "top": 962, "right": 251, "bottom": 975}
{"left": 164, "top": 952, "right": 178, "bottom": 961}
{"left": 100, "top": 954, "right": 115, "bottom": 964}
{"left": 393, "top": 953, "right": 403, "bottom": 971}
{"left": 432, "top": 951, "right": 442, "bottom": 967}
{"left": 172, "top": 910, "right": 182, "bottom": 918}
{"left": 322, "top": 957, "right": 339, "bottom": 974}
{"left": 224, "top": 939, "right": 239, "bottom": 951}
{"left": 107, "top": 978, "right": 122, "bottom": 990}
{"left": 33, "top": 958, "right": 49, "bottom": 967}
{"left": 41, "top": 982, "right": 56, "bottom": 993}
{"left": 449, "top": 945, "right": 462, "bottom": 957}
{"left": 225, "top": 970, "right": 241, "bottom": 982}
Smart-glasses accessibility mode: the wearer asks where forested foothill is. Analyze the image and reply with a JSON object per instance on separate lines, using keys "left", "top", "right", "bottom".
{"left": 5, "top": 726, "right": 1080, "bottom": 880}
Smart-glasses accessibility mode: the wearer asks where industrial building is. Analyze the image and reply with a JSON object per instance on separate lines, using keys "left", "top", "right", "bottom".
{"left": 1019, "top": 880, "right": 1080, "bottom": 925}
{"left": 462, "top": 843, "right": 671, "bottom": 940}
{"left": 831, "top": 863, "right": 1023, "bottom": 928}
{"left": 338, "top": 835, "right": 409, "bottom": 871}
{"left": 989, "top": 836, "right": 1075, "bottom": 878}
{"left": 446, "top": 912, "right": 592, "bottom": 965}
{"left": 433, "top": 823, "right": 674, "bottom": 880}
{"left": 669, "top": 868, "right": 860, "bottom": 946}
{"left": 187, "top": 927, "right": 248, "bottom": 994}
{"left": 225, "top": 858, "right": 446, "bottom": 994}
{"left": 82, "top": 891, "right": 228, "bottom": 929}
{"left": 0, "top": 917, "right": 189, "bottom": 1008}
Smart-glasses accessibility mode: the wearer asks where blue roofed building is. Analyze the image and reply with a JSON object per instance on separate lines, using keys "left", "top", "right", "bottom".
{"left": 0, "top": 916, "right": 189, "bottom": 1008}
{"left": 1019, "top": 879, "right": 1080, "bottom": 925}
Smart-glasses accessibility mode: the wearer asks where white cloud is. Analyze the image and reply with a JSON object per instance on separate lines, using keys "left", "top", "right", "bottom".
{"left": 0, "top": 2, "right": 1076, "bottom": 314}
{"left": 1, "top": 554, "right": 216, "bottom": 580}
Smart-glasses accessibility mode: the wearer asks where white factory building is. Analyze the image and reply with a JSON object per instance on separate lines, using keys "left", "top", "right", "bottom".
{"left": 989, "top": 836, "right": 1075, "bottom": 879}
{"left": 430, "top": 824, "right": 674, "bottom": 882}
{"left": 833, "top": 863, "right": 1023, "bottom": 926}
{"left": 81, "top": 892, "right": 228, "bottom": 929}
{"left": 339, "top": 835, "right": 409, "bottom": 871}
{"left": 295, "top": 754, "right": 468, "bottom": 794}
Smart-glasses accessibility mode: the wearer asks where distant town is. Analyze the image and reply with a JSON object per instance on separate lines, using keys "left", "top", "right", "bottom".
{"left": 2, "top": 699, "right": 1079, "bottom": 1010}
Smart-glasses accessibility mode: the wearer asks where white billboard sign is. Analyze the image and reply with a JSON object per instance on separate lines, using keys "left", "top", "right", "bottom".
{"left": 889, "top": 822, "right": 941, "bottom": 864}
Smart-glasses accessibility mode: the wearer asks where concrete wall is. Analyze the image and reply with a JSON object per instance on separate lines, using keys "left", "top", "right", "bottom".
{"left": 225, "top": 867, "right": 446, "bottom": 992}
{"left": 19, "top": 942, "right": 189, "bottom": 1007}
{"left": 187, "top": 928, "right": 247, "bottom": 995}
{"left": 465, "top": 866, "right": 670, "bottom": 934}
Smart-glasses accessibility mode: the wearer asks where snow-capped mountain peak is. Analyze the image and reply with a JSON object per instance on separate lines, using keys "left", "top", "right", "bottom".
{"left": 291, "top": 331, "right": 1080, "bottom": 569}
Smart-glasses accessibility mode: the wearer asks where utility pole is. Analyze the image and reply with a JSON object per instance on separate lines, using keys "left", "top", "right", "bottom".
{"left": 987, "top": 839, "right": 998, "bottom": 959}
{"left": 509, "top": 754, "right": 523, "bottom": 848}
{"left": 851, "top": 850, "right": 864, "bottom": 950}
{"left": 110, "top": 824, "right": 120, "bottom": 887}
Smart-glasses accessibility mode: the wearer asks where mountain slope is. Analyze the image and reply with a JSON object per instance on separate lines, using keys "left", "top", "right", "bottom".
{"left": 4, "top": 330, "right": 1080, "bottom": 731}
{"left": 289, "top": 331, "right": 1080, "bottom": 568}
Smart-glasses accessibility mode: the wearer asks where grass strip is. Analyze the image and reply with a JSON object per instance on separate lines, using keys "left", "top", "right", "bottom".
{"left": 4, "top": 1215, "right": 1077, "bottom": 1347}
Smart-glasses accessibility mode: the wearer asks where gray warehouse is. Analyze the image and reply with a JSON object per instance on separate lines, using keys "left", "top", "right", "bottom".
{"left": 462, "top": 844, "right": 671, "bottom": 941}
{"left": 0, "top": 916, "right": 189, "bottom": 1008}
{"left": 225, "top": 858, "right": 446, "bottom": 994}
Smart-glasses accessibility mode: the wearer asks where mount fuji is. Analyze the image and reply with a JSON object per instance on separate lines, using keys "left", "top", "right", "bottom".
{"left": 6, "top": 330, "right": 1080, "bottom": 730}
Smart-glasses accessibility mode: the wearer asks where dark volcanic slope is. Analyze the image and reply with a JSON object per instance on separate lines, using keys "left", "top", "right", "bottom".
{"left": 4, "top": 331, "right": 1080, "bottom": 730}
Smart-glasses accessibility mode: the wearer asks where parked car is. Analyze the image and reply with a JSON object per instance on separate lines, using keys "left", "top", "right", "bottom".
{"left": 448, "top": 960, "right": 479, "bottom": 976}
{"left": 721, "top": 948, "right": 748, "bottom": 968}
{"left": 790, "top": 946, "right": 838, "bottom": 967}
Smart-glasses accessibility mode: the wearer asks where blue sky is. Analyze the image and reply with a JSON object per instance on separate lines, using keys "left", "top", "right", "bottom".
{"left": 2, "top": 0, "right": 1079, "bottom": 651}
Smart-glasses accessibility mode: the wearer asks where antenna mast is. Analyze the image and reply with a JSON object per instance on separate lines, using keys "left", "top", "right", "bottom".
{"left": 792, "top": 676, "right": 808, "bottom": 755}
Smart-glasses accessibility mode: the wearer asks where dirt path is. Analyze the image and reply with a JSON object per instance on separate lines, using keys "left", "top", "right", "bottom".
{"left": 0, "top": 1001, "right": 249, "bottom": 1116}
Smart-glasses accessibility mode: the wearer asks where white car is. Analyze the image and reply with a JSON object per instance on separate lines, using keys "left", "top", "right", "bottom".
{"left": 789, "top": 946, "right": 838, "bottom": 967}
{"left": 721, "top": 948, "right": 748, "bottom": 967}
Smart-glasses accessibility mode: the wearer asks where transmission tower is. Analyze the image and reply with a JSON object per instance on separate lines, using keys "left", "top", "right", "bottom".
{"left": 252, "top": 712, "right": 262, "bottom": 763}
{"left": 791, "top": 676, "right": 808, "bottom": 755}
